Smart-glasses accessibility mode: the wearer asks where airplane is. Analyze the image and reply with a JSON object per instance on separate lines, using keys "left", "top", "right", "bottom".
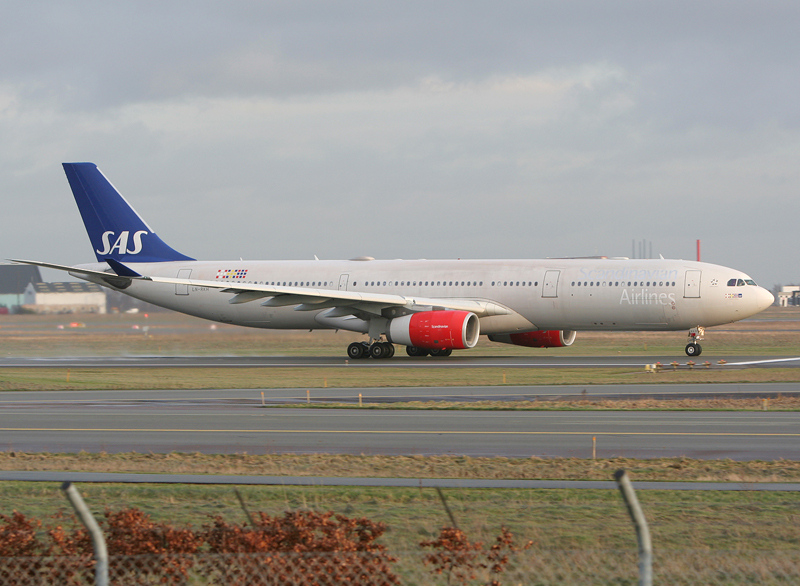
{"left": 12, "top": 163, "right": 774, "bottom": 359}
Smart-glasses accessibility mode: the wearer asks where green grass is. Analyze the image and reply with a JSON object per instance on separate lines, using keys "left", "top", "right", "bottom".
{"left": 2, "top": 482, "right": 799, "bottom": 553}
{"left": 2, "top": 365, "right": 800, "bottom": 392}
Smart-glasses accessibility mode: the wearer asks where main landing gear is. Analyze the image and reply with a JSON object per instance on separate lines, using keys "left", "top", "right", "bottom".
{"left": 406, "top": 346, "right": 452, "bottom": 357}
{"left": 346, "top": 341, "right": 453, "bottom": 359}
{"left": 347, "top": 341, "right": 395, "bottom": 360}
{"left": 685, "top": 326, "right": 705, "bottom": 357}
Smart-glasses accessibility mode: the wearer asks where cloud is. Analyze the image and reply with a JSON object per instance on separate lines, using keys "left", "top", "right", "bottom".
{"left": 1, "top": 1, "right": 799, "bottom": 286}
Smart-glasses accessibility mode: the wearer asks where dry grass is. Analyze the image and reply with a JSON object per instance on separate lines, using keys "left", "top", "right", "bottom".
{"left": 283, "top": 395, "right": 800, "bottom": 411}
{"left": 1, "top": 306, "right": 800, "bottom": 358}
{"left": 2, "top": 451, "right": 800, "bottom": 484}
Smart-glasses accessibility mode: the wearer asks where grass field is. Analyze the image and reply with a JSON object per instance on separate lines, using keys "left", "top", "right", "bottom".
{"left": 3, "top": 452, "right": 800, "bottom": 483}
{"left": 1, "top": 306, "right": 799, "bottom": 358}
{"left": 2, "top": 365, "right": 800, "bottom": 392}
{"left": 2, "top": 480, "right": 799, "bottom": 554}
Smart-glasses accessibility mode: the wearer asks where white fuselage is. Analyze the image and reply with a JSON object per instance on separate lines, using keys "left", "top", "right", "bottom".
{"left": 76, "top": 257, "right": 774, "bottom": 335}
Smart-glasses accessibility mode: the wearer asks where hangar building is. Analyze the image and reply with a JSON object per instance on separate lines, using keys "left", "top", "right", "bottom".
{"left": 0, "top": 264, "right": 42, "bottom": 314}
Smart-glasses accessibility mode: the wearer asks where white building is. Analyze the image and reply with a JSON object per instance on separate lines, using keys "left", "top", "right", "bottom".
{"left": 777, "top": 286, "right": 800, "bottom": 307}
{"left": 23, "top": 282, "right": 107, "bottom": 314}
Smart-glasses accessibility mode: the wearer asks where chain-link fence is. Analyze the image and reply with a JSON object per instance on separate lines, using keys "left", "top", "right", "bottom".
{"left": 1, "top": 550, "right": 800, "bottom": 585}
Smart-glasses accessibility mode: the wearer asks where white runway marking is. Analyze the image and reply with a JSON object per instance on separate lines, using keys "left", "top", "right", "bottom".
{"left": 725, "top": 357, "right": 800, "bottom": 366}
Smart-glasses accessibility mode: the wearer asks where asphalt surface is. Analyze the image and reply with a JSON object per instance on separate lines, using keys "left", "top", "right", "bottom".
{"left": 1, "top": 354, "right": 799, "bottom": 368}
{"left": 1, "top": 386, "right": 799, "bottom": 460}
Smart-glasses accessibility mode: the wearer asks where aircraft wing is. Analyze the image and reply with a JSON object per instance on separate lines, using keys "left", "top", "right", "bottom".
{"left": 148, "top": 275, "right": 510, "bottom": 317}
{"left": 9, "top": 259, "right": 509, "bottom": 318}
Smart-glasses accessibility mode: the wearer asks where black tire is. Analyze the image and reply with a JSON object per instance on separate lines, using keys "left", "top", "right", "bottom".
{"left": 685, "top": 343, "right": 702, "bottom": 357}
{"left": 429, "top": 348, "right": 443, "bottom": 357}
{"left": 347, "top": 342, "right": 365, "bottom": 359}
{"left": 370, "top": 343, "right": 387, "bottom": 359}
{"left": 406, "top": 346, "right": 429, "bottom": 357}
{"left": 440, "top": 348, "right": 453, "bottom": 357}
{"left": 385, "top": 343, "right": 395, "bottom": 358}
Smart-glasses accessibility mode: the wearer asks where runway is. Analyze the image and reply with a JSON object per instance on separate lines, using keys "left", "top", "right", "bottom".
{"left": 1, "top": 385, "right": 799, "bottom": 460}
{"left": 1, "top": 354, "right": 799, "bottom": 369}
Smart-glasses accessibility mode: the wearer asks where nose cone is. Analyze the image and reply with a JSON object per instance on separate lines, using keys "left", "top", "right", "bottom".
{"left": 756, "top": 287, "right": 775, "bottom": 312}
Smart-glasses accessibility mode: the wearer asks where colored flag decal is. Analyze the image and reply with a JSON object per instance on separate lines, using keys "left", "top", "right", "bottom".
{"left": 215, "top": 269, "right": 248, "bottom": 280}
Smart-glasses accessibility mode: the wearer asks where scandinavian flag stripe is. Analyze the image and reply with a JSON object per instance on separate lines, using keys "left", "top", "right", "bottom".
{"left": 215, "top": 269, "right": 248, "bottom": 280}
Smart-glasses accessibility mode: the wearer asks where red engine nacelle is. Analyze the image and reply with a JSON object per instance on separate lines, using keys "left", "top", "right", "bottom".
{"left": 488, "top": 330, "right": 577, "bottom": 348}
{"left": 388, "top": 310, "right": 480, "bottom": 350}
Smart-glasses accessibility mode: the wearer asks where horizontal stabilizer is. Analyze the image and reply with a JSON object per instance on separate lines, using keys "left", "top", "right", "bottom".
{"left": 105, "top": 258, "right": 142, "bottom": 277}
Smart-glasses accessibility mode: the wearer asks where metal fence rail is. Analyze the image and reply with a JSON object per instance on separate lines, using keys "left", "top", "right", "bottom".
{"left": 1, "top": 550, "right": 799, "bottom": 585}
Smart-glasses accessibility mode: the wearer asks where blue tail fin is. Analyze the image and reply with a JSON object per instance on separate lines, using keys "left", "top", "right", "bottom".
{"left": 63, "top": 163, "right": 194, "bottom": 263}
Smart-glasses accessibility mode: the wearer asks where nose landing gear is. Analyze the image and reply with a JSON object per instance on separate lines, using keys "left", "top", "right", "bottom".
{"left": 685, "top": 326, "right": 705, "bottom": 357}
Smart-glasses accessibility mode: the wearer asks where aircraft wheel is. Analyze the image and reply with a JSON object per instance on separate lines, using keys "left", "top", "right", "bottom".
{"left": 429, "top": 348, "right": 443, "bottom": 357}
{"left": 406, "top": 346, "right": 429, "bottom": 357}
{"left": 385, "top": 343, "right": 395, "bottom": 358}
{"left": 685, "top": 343, "right": 702, "bottom": 357}
{"left": 347, "top": 342, "right": 366, "bottom": 359}
{"left": 440, "top": 348, "right": 453, "bottom": 357}
{"left": 370, "top": 343, "right": 388, "bottom": 359}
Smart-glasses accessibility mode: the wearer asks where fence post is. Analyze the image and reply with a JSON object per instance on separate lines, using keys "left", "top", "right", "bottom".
{"left": 61, "top": 482, "right": 108, "bottom": 586}
{"left": 614, "top": 469, "right": 652, "bottom": 586}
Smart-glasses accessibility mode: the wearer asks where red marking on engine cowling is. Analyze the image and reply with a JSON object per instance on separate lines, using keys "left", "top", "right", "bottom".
{"left": 389, "top": 310, "right": 479, "bottom": 349}
{"left": 509, "top": 330, "right": 570, "bottom": 348}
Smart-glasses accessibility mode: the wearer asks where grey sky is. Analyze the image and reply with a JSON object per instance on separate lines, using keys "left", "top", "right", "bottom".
{"left": 2, "top": 1, "right": 798, "bottom": 286}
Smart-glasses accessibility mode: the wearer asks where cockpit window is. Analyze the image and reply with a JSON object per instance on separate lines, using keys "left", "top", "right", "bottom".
{"left": 745, "top": 279, "right": 757, "bottom": 286}
{"left": 737, "top": 279, "right": 746, "bottom": 286}
{"left": 727, "top": 279, "right": 737, "bottom": 286}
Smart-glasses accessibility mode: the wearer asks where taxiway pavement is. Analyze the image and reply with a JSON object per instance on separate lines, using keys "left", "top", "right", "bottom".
{"left": 1, "top": 385, "right": 798, "bottom": 460}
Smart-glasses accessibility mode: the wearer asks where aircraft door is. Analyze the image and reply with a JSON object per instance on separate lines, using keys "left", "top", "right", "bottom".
{"left": 175, "top": 269, "right": 191, "bottom": 295}
{"left": 338, "top": 274, "right": 349, "bottom": 291}
{"left": 542, "top": 270, "right": 560, "bottom": 298}
{"left": 684, "top": 270, "right": 702, "bottom": 298}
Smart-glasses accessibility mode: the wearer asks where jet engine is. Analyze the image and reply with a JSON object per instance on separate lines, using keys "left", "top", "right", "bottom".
{"left": 488, "top": 330, "right": 577, "bottom": 348}
{"left": 388, "top": 310, "right": 480, "bottom": 350}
